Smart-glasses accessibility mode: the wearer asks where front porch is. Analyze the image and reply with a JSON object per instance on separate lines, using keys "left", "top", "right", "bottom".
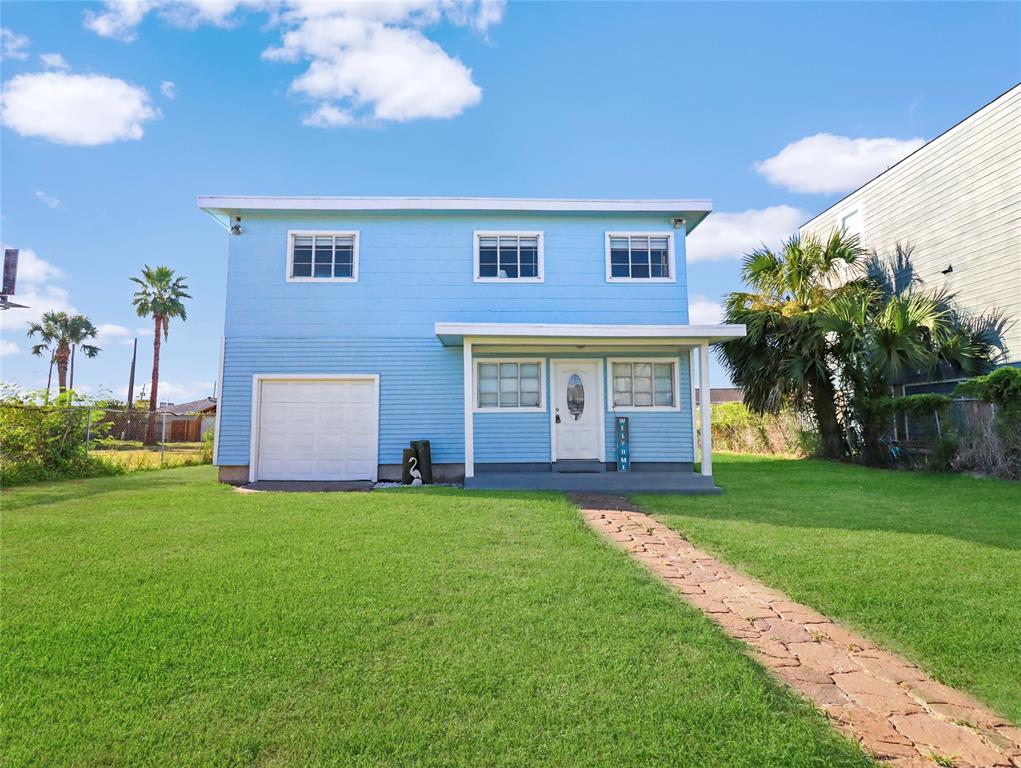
{"left": 436, "top": 322, "right": 745, "bottom": 493}
{"left": 465, "top": 469, "right": 722, "bottom": 493}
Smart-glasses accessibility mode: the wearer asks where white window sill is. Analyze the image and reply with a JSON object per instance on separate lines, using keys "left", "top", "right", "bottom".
{"left": 474, "top": 406, "right": 546, "bottom": 414}
{"left": 286, "top": 277, "right": 358, "bottom": 283}
{"left": 609, "top": 405, "right": 681, "bottom": 413}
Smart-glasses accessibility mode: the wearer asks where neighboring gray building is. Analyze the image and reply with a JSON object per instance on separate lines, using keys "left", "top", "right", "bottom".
{"left": 800, "top": 83, "right": 1021, "bottom": 385}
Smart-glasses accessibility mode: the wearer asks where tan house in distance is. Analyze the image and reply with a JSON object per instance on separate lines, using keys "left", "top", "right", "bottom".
{"left": 800, "top": 83, "right": 1020, "bottom": 391}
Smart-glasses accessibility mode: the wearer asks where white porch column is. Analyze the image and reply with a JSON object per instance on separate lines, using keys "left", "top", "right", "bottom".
{"left": 699, "top": 342, "right": 712, "bottom": 477}
{"left": 689, "top": 347, "right": 698, "bottom": 465}
{"left": 463, "top": 340, "right": 474, "bottom": 478}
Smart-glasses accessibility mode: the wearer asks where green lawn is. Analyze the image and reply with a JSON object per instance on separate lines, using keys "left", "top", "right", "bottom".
{"left": 2, "top": 467, "right": 872, "bottom": 768}
{"left": 637, "top": 453, "right": 1021, "bottom": 725}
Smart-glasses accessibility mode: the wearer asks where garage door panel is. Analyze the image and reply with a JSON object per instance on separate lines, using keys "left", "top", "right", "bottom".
{"left": 255, "top": 377, "right": 378, "bottom": 481}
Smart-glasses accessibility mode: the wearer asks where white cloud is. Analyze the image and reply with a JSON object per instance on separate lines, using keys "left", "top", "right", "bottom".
{"left": 83, "top": 0, "right": 502, "bottom": 125}
{"left": 160, "top": 79, "right": 176, "bottom": 98}
{"left": 0, "top": 340, "right": 19, "bottom": 357}
{"left": 272, "top": 18, "right": 482, "bottom": 122}
{"left": 302, "top": 102, "right": 353, "bottom": 127}
{"left": 1, "top": 27, "right": 29, "bottom": 60}
{"left": 12, "top": 247, "right": 64, "bottom": 285}
{"left": 689, "top": 295, "right": 722, "bottom": 325}
{"left": 39, "top": 52, "right": 70, "bottom": 70}
{"left": 96, "top": 323, "right": 139, "bottom": 346}
{"left": 157, "top": 379, "right": 215, "bottom": 403}
{"left": 34, "top": 189, "right": 61, "bottom": 208}
{"left": 0, "top": 71, "right": 159, "bottom": 146}
{"left": 754, "top": 133, "right": 925, "bottom": 194}
{"left": 84, "top": 0, "right": 252, "bottom": 42}
{"left": 687, "top": 205, "right": 805, "bottom": 263}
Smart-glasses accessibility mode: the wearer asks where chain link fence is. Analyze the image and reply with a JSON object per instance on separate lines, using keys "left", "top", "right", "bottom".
{"left": 1, "top": 403, "right": 213, "bottom": 475}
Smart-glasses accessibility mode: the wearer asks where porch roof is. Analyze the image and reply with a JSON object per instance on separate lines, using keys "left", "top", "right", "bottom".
{"left": 434, "top": 322, "right": 746, "bottom": 347}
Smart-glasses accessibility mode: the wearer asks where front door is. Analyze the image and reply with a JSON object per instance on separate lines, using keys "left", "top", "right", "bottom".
{"left": 552, "top": 360, "right": 603, "bottom": 461}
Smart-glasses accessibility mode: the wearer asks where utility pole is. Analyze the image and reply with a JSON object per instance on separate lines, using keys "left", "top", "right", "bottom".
{"left": 123, "top": 338, "right": 138, "bottom": 440}
{"left": 126, "top": 338, "right": 137, "bottom": 408}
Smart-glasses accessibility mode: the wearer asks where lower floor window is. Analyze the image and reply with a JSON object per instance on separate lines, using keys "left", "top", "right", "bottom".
{"left": 612, "top": 361, "right": 675, "bottom": 407}
{"left": 478, "top": 361, "right": 542, "bottom": 408}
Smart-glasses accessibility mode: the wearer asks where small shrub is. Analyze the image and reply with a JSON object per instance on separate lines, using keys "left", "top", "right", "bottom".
{"left": 201, "top": 429, "right": 214, "bottom": 463}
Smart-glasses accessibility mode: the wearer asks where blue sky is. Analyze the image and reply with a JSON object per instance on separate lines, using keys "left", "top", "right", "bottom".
{"left": 1, "top": 1, "right": 1018, "bottom": 399}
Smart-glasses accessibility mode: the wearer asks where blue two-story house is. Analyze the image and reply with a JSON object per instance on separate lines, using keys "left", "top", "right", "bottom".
{"left": 198, "top": 196, "right": 744, "bottom": 492}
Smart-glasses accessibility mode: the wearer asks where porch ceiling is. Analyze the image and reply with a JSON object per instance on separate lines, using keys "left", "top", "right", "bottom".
{"left": 435, "top": 322, "right": 746, "bottom": 347}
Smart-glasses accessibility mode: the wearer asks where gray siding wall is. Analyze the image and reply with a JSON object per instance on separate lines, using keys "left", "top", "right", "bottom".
{"left": 801, "top": 84, "right": 1021, "bottom": 364}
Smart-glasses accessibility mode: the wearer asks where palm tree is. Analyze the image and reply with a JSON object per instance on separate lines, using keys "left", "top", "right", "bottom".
{"left": 131, "top": 265, "right": 191, "bottom": 443}
{"left": 27, "top": 311, "right": 101, "bottom": 397}
{"left": 719, "top": 231, "right": 864, "bottom": 459}
{"left": 820, "top": 246, "right": 1009, "bottom": 464}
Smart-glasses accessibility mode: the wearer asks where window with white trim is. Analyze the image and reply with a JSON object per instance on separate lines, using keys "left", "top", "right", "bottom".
{"left": 475, "top": 232, "right": 543, "bottom": 281}
{"left": 476, "top": 360, "right": 544, "bottom": 409}
{"left": 611, "top": 361, "right": 676, "bottom": 408}
{"left": 606, "top": 233, "right": 673, "bottom": 280}
{"left": 289, "top": 232, "right": 358, "bottom": 281}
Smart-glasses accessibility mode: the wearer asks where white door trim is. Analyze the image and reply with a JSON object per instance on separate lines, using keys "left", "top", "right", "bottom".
{"left": 549, "top": 359, "right": 606, "bottom": 463}
{"left": 249, "top": 373, "right": 380, "bottom": 483}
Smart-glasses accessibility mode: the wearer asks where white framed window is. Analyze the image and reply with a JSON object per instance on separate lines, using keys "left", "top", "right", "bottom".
{"left": 287, "top": 230, "right": 359, "bottom": 283}
{"left": 605, "top": 232, "right": 675, "bottom": 282}
{"left": 839, "top": 209, "right": 864, "bottom": 241}
{"left": 474, "top": 232, "right": 544, "bottom": 282}
{"left": 608, "top": 358, "right": 680, "bottom": 412}
{"left": 475, "top": 359, "right": 545, "bottom": 411}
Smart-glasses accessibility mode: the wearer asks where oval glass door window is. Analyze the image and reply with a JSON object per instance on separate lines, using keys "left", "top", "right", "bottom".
{"left": 566, "top": 374, "right": 585, "bottom": 419}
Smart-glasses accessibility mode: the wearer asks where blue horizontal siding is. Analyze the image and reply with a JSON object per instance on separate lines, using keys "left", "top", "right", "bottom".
{"left": 225, "top": 212, "right": 690, "bottom": 339}
{"left": 474, "top": 413, "right": 551, "bottom": 463}
{"left": 604, "top": 354, "right": 694, "bottom": 463}
{"left": 217, "top": 337, "right": 463, "bottom": 466}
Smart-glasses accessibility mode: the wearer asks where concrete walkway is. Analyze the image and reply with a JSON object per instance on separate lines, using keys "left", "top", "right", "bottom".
{"left": 574, "top": 494, "right": 1021, "bottom": 768}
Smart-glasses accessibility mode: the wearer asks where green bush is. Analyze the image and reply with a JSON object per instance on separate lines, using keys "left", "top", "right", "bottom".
{"left": 709, "top": 402, "right": 814, "bottom": 456}
{"left": 201, "top": 428, "right": 214, "bottom": 463}
{"left": 955, "top": 367, "right": 1021, "bottom": 477}
{"left": 0, "top": 386, "right": 123, "bottom": 487}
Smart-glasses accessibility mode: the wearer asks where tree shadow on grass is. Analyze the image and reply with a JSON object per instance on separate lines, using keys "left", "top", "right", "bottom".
{"left": 635, "top": 455, "right": 1021, "bottom": 552}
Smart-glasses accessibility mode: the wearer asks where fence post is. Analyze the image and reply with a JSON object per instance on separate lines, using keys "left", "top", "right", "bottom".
{"left": 934, "top": 408, "right": 942, "bottom": 438}
{"left": 85, "top": 409, "right": 93, "bottom": 454}
{"left": 161, "top": 412, "right": 167, "bottom": 466}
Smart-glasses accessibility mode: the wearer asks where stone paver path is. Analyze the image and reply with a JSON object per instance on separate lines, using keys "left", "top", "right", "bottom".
{"left": 574, "top": 494, "right": 1021, "bottom": 768}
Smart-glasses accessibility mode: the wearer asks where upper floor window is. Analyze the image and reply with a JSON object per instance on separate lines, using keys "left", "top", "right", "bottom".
{"left": 288, "top": 231, "right": 359, "bottom": 282}
{"left": 606, "top": 232, "right": 675, "bottom": 282}
{"left": 474, "top": 232, "right": 544, "bottom": 282}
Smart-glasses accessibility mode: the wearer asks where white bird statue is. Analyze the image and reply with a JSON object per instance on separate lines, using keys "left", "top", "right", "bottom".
{"left": 408, "top": 455, "right": 423, "bottom": 486}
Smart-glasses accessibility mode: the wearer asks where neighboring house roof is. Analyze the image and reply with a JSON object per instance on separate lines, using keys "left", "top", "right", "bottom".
{"left": 695, "top": 387, "right": 744, "bottom": 406}
{"left": 197, "top": 196, "right": 714, "bottom": 234}
{"left": 157, "top": 398, "right": 217, "bottom": 416}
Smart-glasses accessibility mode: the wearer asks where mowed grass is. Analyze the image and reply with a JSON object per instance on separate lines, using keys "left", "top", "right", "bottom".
{"left": 1, "top": 467, "right": 873, "bottom": 768}
{"left": 637, "top": 454, "right": 1021, "bottom": 724}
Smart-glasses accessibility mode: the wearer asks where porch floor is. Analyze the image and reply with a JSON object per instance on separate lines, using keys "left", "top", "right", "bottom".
{"left": 464, "top": 471, "right": 721, "bottom": 494}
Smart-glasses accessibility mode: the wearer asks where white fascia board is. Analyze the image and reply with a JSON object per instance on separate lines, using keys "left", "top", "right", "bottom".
{"left": 197, "top": 195, "right": 712, "bottom": 216}
{"left": 435, "top": 322, "right": 746, "bottom": 346}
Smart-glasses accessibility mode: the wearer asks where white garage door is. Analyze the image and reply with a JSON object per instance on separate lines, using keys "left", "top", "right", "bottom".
{"left": 254, "top": 377, "right": 378, "bottom": 481}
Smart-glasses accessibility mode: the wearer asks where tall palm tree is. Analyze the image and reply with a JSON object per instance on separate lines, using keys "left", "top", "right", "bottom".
{"left": 131, "top": 265, "right": 191, "bottom": 443}
{"left": 720, "top": 231, "right": 864, "bottom": 459}
{"left": 820, "top": 245, "right": 1009, "bottom": 463}
{"left": 27, "top": 311, "right": 101, "bottom": 397}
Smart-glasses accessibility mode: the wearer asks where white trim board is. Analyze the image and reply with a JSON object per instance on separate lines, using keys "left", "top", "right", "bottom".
{"left": 199, "top": 195, "right": 713, "bottom": 214}
{"left": 248, "top": 374, "right": 380, "bottom": 483}
{"left": 436, "top": 322, "right": 746, "bottom": 346}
